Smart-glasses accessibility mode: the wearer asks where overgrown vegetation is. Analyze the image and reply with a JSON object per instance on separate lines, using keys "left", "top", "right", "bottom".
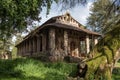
{"left": 0, "top": 58, "right": 119, "bottom": 80}
{"left": 112, "top": 68, "right": 120, "bottom": 80}
{"left": 112, "top": 59, "right": 120, "bottom": 80}
{"left": 0, "top": 58, "right": 77, "bottom": 80}
{"left": 85, "top": 24, "right": 120, "bottom": 80}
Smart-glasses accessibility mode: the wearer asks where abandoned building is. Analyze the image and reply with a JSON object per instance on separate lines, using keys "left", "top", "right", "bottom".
{"left": 16, "top": 13, "right": 101, "bottom": 61}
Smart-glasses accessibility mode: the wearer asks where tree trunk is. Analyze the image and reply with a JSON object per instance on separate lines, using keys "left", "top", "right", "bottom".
{"left": 79, "top": 24, "right": 120, "bottom": 80}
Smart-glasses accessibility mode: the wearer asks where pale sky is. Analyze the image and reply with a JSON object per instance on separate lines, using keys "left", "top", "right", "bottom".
{"left": 39, "top": 1, "right": 93, "bottom": 26}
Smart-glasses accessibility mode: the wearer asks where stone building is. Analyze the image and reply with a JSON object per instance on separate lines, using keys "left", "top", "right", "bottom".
{"left": 16, "top": 13, "right": 101, "bottom": 61}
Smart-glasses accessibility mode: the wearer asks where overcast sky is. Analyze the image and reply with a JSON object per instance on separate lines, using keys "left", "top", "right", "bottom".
{"left": 38, "top": 1, "right": 93, "bottom": 26}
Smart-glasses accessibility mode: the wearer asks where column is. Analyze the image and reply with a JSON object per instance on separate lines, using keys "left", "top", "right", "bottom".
{"left": 20, "top": 45, "right": 22, "bottom": 55}
{"left": 29, "top": 40, "right": 31, "bottom": 55}
{"left": 75, "top": 39, "right": 79, "bottom": 57}
{"left": 27, "top": 40, "right": 29, "bottom": 54}
{"left": 19, "top": 46, "right": 21, "bottom": 55}
{"left": 21, "top": 43, "right": 23, "bottom": 55}
{"left": 49, "top": 28, "right": 55, "bottom": 55}
{"left": 17, "top": 46, "right": 20, "bottom": 55}
{"left": 94, "top": 36, "right": 98, "bottom": 45}
{"left": 26, "top": 41, "right": 28, "bottom": 54}
{"left": 23, "top": 42, "right": 25, "bottom": 55}
{"left": 30, "top": 40, "right": 32, "bottom": 52}
{"left": 24, "top": 42, "right": 26, "bottom": 54}
{"left": 64, "top": 30, "right": 68, "bottom": 56}
{"left": 33, "top": 38, "right": 35, "bottom": 53}
{"left": 86, "top": 35, "right": 90, "bottom": 54}
{"left": 42, "top": 35, "right": 46, "bottom": 51}
{"left": 34, "top": 37, "right": 37, "bottom": 53}
{"left": 37, "top": 37, "right": 40, "bottom": 53}
{"left": 25, "top": 41, "right": 27, "bottom": 53}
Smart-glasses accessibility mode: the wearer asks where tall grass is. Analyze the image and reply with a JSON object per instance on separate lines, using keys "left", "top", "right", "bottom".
{"left": 1, "top": 58, "right": 119, "bottom": 80}
{"left": 112, "top": 60, "right": 120, "bottom": 80}
{"left": 0, "top": 58, "right": 77, "bottom": 80}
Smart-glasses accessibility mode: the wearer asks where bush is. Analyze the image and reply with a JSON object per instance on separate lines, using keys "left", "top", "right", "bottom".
{"left": 0, "top": 58, "right": 77, "bottom": 80}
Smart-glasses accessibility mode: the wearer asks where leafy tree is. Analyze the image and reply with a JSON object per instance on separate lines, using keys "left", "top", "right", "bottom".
{"left": 0, "top": 0, "right": 86, "bottom": 39}
{"left": 0, "top": 0, "right": 87, "bottom": 53}
{"left": 84, "top": 23, "right": 120, "bottom": 80}
{"left": 87, "top": 0, "right": 120, "bottom": 34}
{"left": 0, "top": 0, "right": 57, "bottom": 54}
{"left": 0, "top": 0, "right": 57, "bottom": 39}
{"left": 0, "top": 37, "right": 13, "bottom": 55}
{"left": 82, "top": 0, "right": 120, "bottom": 79}
{"left": 11, "top": 47, "right": 17, "bottom": 59}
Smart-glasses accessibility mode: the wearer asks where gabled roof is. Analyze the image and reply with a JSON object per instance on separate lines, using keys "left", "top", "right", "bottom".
{"left": 16, "top": 13, "right": 101, "bottom": 46}
{"left": 25, "top": 13, "right": 100, "bottom": 38}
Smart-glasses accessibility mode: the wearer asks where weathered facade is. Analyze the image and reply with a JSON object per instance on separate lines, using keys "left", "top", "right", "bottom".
{"left": 16, "top": 13, "right": 101, "bottom": 61}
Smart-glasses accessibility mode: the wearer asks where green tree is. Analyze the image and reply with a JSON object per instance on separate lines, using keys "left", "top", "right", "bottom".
{"left": 84, "top": 23, "right": 120, "bottom": 80}
{"left": 0, "top": 0, "right": 86, "bottom": 54}
{"left": 11, "top": 47, "right": 17, "bottom": 59}
{"left": 0, "top": 37, "right": 13, "bottom": 55}
{"left": 0, "top": 0, "right": 57, "bottom": 39}
{"left": 87, "top": 0, "right": 120, "bottom": 34}
{"left": 81, "top": 0, "right": 120, "bottom": 79}
{"left": 0, "top": 0, "right": 86, "bottom": 39}
{"left": 0, "top": 0, "right": 57, "bottom": 55}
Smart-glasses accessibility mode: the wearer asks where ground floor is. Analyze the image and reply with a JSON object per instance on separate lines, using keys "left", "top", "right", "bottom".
{"left": 17, "top": 27, "right": 98, "bottom": 61}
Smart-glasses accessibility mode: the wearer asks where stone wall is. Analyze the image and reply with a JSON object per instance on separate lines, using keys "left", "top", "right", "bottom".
{"left": 17, "top": 27, "right": 99, "bottom": 62}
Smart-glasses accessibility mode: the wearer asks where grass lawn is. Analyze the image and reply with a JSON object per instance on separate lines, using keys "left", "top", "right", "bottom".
{"left": 0, "top": 58, "right": 77, "bottom": 80}
{"left": 0, "top": 58, "right": 120, "bottom": 80}
{"left": 112, "top": 60, "right": 120, "bottom": 80}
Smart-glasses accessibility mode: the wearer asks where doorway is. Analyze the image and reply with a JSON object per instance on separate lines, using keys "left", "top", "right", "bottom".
{"left": 70, "top": 41, "right": 77, "bottom": 56}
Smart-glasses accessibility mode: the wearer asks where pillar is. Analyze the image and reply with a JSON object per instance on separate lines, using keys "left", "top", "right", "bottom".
{"left": 29, "top": 40, "right": 31, "bottom": 55}
{"left": 27, "top": 41, "right": 29, "bottom": 53}
{"left": 31, "top": 39, "right": 33, "bottom": 53}
{"left": 64, "top": 30, "right": 68, "bottom": 56}
{"left": 86, "top": 35, "right": 90, "bottom": 54}
{"left": 24, "top": 41, "right": 26, "bottom": 54}
{"left": 17, "top": 46, "right": 19, "bottom": 55}
{"left": 33, "top": 38, "right": 35, "bottom": 53}
{"left": 75, "top": 39, "right": 79, "bottom": 57}
{"left": 42, "top": 35, "right": 46, "bottom": 51}
{"left": 21, "top": 43, "right": 23, "bottom": 55}
{"left": 37, "top": 37, "right": 40, "bottom": 53}
{"left": 25, "top": 41, "right": 27, "bottom": 53}
{"left": 23, "top": 42, "right": 25, "bottom": 55}
{"left": 24, "top": 42, "right": 26, "bottom": 54}
{"left": 94, "top": 36, "right": 98, "bottom": 45}
{"left": 34, "top": 37, "right": 37, "bottom": 53}
{"left": 20, "top": 45, "right": 22, "bottom": 55}
{"left": 19, "top": 46, "right": 21, "bottom": 55}
{"left": 27, "top": 41, "right": 29, "bottom": 55}
{"left": 49, "top": 28, "right": 55, "bottom": 55}
{"left": 25, "top": 41, "right": 27, "bottom": 54}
